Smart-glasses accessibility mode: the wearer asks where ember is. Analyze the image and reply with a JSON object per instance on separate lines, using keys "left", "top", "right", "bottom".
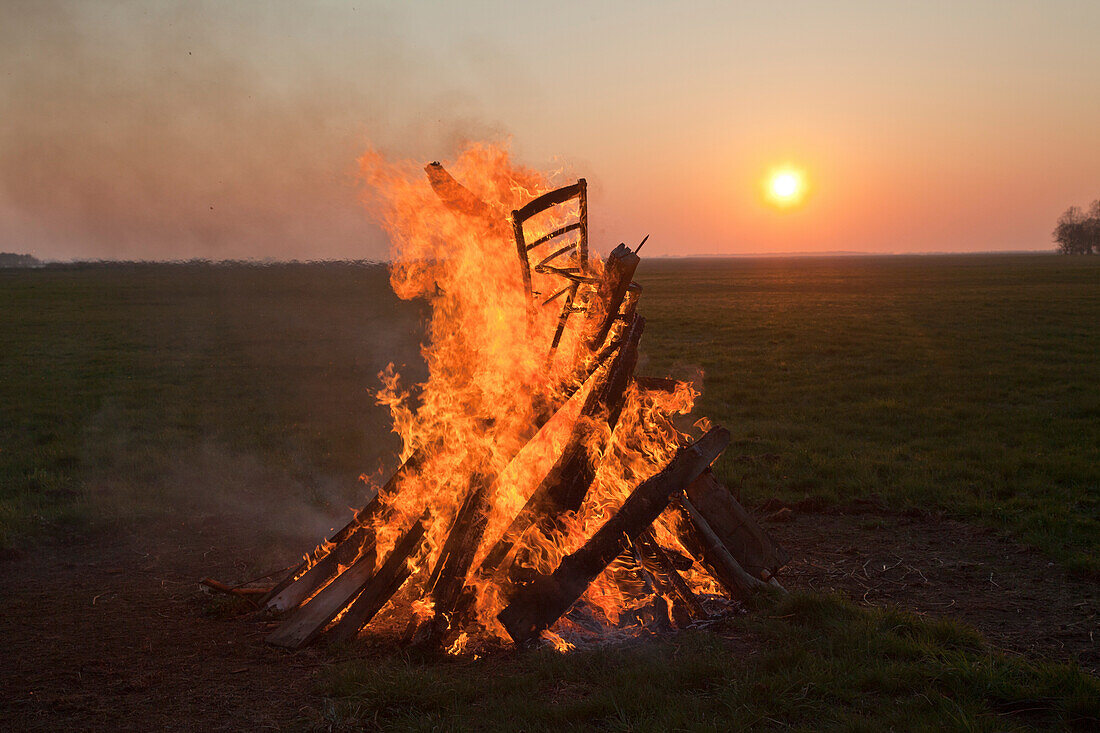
{"left": 210, "top": 145, "right": 787, "bottom": 651}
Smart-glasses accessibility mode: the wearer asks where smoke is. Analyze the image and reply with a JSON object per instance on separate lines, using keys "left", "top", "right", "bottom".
{"left": 0, "top": 1, "right": 511, "bottom": 261}
{"left": 70, "top": 261, "right": 431, "bottom": 561}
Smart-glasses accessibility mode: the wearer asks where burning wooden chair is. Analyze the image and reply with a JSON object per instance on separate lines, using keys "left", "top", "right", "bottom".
{"left": 511, "top": 178, "right": 595, "bottom": 350}
{"left": 209, "top": 162, "right": 788, "bottom": 651}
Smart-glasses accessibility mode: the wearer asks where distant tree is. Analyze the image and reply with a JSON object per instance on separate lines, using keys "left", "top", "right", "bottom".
{"left": 0, "top": 252, "right": 42, "bottom": 268}
{"left": 1053, "top": 205, "right": 1096, "bottom": 255}
{"left": 1088, "top": 200, "right": 1100, "bottom": 251}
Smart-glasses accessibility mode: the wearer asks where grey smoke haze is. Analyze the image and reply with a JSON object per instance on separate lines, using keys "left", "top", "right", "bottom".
{"left": 4, "top": 1, "right": 1098, "bottom": 257}
{"left": 0, "top": 1, "right": 515, "bottom": 261}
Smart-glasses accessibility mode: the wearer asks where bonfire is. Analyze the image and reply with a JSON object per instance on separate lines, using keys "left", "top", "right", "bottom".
{"left": 205, "top": 146, "right": 788, "bottom": 653}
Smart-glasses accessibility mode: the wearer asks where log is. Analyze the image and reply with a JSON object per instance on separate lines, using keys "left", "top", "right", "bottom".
{"left": 684, "top": 469, "right": 789, "bottom": 581}
{"left": 476, "top": 315, "right": 644, "bottom": 579}
{"left": 497, "top": 426, "right": 730, "bottom": 644}
{"left": 266, "top": 279, "right": 612, "bottom": 614}
{"left": 265, "top": 549, "right": 378, "bottom": 649}
{"left": 263, "top": 451, "right": 422, "bottom": 611}
{"left": 587, "top": 243, "right": 640, "bottom": 351}
{"left": 266, "top": 509, "right": 433, "bottom": 649}
{"left": 326, "top": 511, "right": 430, "bottom": 645}
{"left": 628, "top": 542, "right": 674, "bottom": 630}
{"left": 544, "top": 315, "right": 642, "bottom": 511}
{"left": 424, "top": 162, "right": 499, "bottom": 224}
{"left": 279, "top": 356, "right": 609, "bottom": 635}
{"left": 674, "top": 494, "right": 770, "bottom": 601}
{"left": 541, "top": 326, "right": 625, "bottom": 416}
{"left": 634, "top": 376, "right": 688, "bottom": 394}
{"left": 199, "top": 578, "right": 270, "bottom": 599}
{"left": 410, "top": 476, "right": 493, "bottom": 647}
{"left": 600, "top": 315, "right": 642, "bottom": 429}
{"left": 634, "top": 529, "right": 707, "bottom": 623}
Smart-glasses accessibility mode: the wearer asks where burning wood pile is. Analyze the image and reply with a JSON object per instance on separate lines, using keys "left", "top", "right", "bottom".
{"left": 212, "top": 147, "right": 788, "bottom": 652}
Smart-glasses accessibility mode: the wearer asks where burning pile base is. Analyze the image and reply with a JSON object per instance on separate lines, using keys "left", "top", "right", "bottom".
{"left": 206, "top": 150, "right": 788, "bottom": 652}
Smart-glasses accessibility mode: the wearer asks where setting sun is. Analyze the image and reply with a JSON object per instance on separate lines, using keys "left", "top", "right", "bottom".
{"left": 766, "top": 168, "right": 806, "bottom": 207}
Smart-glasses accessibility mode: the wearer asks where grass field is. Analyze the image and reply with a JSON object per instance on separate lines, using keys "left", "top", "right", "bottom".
{"left": 641, "top": 254, "right": 1100, "bottom": 574}
{"left": 321, "top": 592, "right": 1098, "bottom": 731}
{"left": 4, "top": 255, "right": 1096, "bottom": 569}
{"left": 0, "top": 262, "right": 423, "bottom": 550}
{"left": 2, "top": 254, "right": 1098, "bottom": 729}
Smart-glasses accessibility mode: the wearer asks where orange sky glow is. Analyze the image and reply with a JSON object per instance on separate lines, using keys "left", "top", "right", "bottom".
{"left": 1, "top": 1, "right": 1097, "bottom": 260}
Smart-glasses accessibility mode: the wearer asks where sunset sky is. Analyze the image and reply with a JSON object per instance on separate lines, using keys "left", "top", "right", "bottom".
{"left": 2, "top": 1, "right": 1098, "bottom": 260}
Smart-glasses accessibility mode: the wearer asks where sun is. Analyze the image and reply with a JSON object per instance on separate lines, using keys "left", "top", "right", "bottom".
{"left": 772, "top": 172, "right": 799, "bottom": 198}
{"left": 765, "top": 167, "right": 807, "bottom": 207}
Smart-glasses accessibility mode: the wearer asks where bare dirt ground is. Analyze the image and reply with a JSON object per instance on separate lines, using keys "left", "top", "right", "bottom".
{"left": 0, "top": 521, "right": 330, "bottom": 732}
{"left": 2, "top": 507, "right": 1096, "bottom": 730}
{"left": 767, "top": 504, "right": 1099, "bottom": 672}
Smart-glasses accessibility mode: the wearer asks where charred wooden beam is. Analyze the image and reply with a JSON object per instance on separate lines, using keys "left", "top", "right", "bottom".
{"left": 634, "top": 529, "right": 707, "bottom": 624}
{"left": 408, "top": 476, "right": 493, "bottom": 647}
{"left": 587, "top": 243, "right": 640, "bottom": 351}
{"left": 287, "top": 360, "right": 609, "bottom": 632}
{"left": 634, "top": 376, "right": 689, "bottom": 394}
{"left": 497, "top": 426, "right": 730, "bottom": 645}
{"left": 546, "top": 314, "right": 642, "bottom": 511}
{"left": 262, "top": 451, "right": 422, "bottom": 612}
{"left": 476, "top": 315, "right": 644, "bottom": 579}
{"left": 673, "top": 494, "right": 771, "bottom": 601}
{"left": 684, "top": 469, "right": 789, "bottom": 581}
{"left": 540, "top": 327, "right": 625, "bottom": 418}
{"left": 326, "top": 511, "right": 430, "bottom": 646}
{"left": 424, "top": 162, "right": 499, "bottom": 223}
{"left": 265, "top": 549, "right": 377, "bottom": 649}
{"left": 266, "top": 507, "right": 434, "bottom": 649}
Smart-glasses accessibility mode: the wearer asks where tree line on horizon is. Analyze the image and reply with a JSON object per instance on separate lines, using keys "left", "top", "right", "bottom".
{"left": 0, "top": 252, "right": 42, "bottom": 268}
{"left": 1054, "top": 200, "right": 1100, "bottom": 255}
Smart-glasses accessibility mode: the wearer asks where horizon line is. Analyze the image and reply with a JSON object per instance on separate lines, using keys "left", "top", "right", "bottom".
{"left": 4, "top": 249, "right": 1063, "bottom": 266}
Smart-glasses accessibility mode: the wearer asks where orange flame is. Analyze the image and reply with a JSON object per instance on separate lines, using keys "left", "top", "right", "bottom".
{"left": 335, "top": 141, "right": 708, "bottom": 646}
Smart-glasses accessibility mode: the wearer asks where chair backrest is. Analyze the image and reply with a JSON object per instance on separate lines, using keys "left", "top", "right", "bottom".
{"left": 511, "top": 179, "right": 594, "bottom": 350}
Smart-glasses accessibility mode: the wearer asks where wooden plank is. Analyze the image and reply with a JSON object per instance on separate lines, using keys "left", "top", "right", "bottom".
{"left": 544, "top": 314, "right": 642, "bottom": 512}
{"left": 497, "top": 426, "right": 730, "bottom": 645}
{"left": 684, "top": 469, "right": 789, "bottom": 580}
{"left": 476, "top": 316, "right": 644, "bottom": 580}
{"left": 634, "top": 529, "right": 707, "bottom": 624}
{"left": 586, "top": 243, "right": 640, "bottom": 351}
{"left": 674, "top": 495, "right": 771, "bottom": 601}
{"left": 265, "top": 550, "right": 378, "bottom": 649}
{"left": 409, "top": 477, "right": 493, "bottom": 647}
{"left": 424, "top": 162, "right": 498, "bottom": 222}
{"left": 263, "top": 452, "right": 422, "bottom": 612}
{"left": 326, "top": 511, "right": 430, "bottom": 645}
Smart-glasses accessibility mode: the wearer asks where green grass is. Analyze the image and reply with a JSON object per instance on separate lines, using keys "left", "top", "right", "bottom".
{"left": 0, "top": 262, "right": 423, "bottom": 546}
{"left": 640, "top": 254, "right": 1100, "bottom": 574}
{"left": 317, "top": 592, "right": 1099, "bottom": 731}
{"left": 4, "top": 255, "right": 1097, "bottom": 729}
{"left": 2, "top": 255, "right": 1097, "bottom": 573}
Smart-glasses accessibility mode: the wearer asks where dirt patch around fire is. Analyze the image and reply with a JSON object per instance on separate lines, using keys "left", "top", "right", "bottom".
{"left": 0, "top": 521, "right": 331, "bottom": 732}
{"left": 766, "top": 505, "right": 1099, "bottom": 673}
{"left": 2, "top": 506, "right": 1096, "bottom": 730}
